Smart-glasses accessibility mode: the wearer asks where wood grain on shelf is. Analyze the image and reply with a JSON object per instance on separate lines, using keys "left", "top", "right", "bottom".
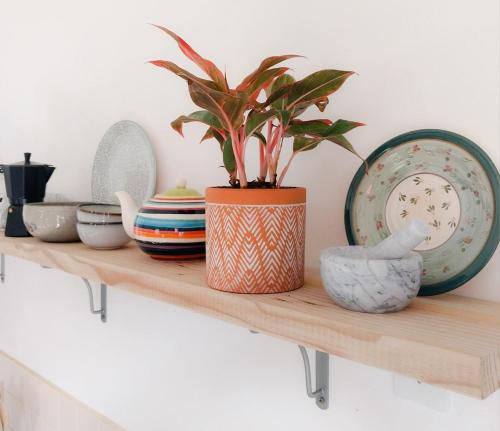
{"left": 0, "top": 234, "right": 499, "bottom": 400}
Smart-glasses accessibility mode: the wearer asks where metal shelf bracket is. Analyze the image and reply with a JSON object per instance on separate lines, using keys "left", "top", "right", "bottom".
{"left": 82, "top": 278, "right": 107, "bottom": 323}
{"left": 0, "top": 253, "right": 5, "bottom": 283}
{"left": 249, "top": 330, "right": 329, "bottom": 410}
{"left": 298, "top": 346, "right": 329, "bottom": 410}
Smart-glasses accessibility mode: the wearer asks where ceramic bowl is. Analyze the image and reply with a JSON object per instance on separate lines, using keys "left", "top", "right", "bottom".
{"left": 77, "top": 222, "right": 130, "bottom": 250}
{"left": 23, "top": 202, "right": 87, "bottom": 242}
{"left": 77, "top": 204, "right": 122, "bottom": 224}
{"left": 320, "top": 246, "right": 423, "bottom": 313}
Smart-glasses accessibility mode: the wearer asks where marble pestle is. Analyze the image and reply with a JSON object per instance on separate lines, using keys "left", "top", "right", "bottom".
{"left": 367, "top": 219, "right": 430, "bottom": 260}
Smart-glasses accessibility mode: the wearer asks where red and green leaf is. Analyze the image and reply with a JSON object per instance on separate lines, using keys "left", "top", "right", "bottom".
{"left": 323, "top": 119, "right": 365, "bottom": 136}
{"left": 222, "top": 136, "right": 236, "bottom": 174}
{"left": 267, "top": 74, "right": 295, "bottom": 110}
{"left": 276, "top": 109, "right": 291, "bottom": 128}
{"left": 292, "top": 136, "right": 322, "bottom": 152}
{"left": 291, "top": 119, "right": 365, "bottom": 159}
{"left": 253, "top": 130, "right": 266, "bottom": 144}
{"left": 325, "top": 135, "right": 364, "bottom": 161}
{"left": 257, "top": 84, "right": 292, "bottom": 111}
{"left": 286, "top": 119, "right": 333, "bottom": 136}
{"left": 314, "top": 97, "right": 329, "bottom": 112}
{"left": 171, "top": 110, "right": 223, "bottom": 136}
{"left": 286, "top": 118, "right": 363, "bottom": 138}
{"left": 246, "top": 67, "right": 289, "bottom": 104}
{"left": 236, "top": 55, "right": 301, "bottom": 91}
{"left": 292, "top": 134, "right": 362, "bottom": 159}
{"left": 245, "top": 110, "right": 277, "bottom": 139}
{"left": 287, "top": 69, "right": 354, "bottom": 109}
{"left": 152, "top": 24, "right": 227, "bottom": 90}
{"left": 188, "top": 81, "right": 247, "bottom": 132}
{"left": 200, "top": 127, "right": 225, "bottom": 146}
{"left": 149, "top": 60, "right": 219, "bottom": 89}
{"left": 200, "top": 128, "right": 227, "bottom": 151}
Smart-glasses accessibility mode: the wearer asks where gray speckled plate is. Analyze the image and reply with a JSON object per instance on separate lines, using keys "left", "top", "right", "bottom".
{"left": 92, "top": 121, "right": 156, "bottom": 206}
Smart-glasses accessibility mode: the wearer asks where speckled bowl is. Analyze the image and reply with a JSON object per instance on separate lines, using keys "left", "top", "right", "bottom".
{"left": 77, "top": 222, "right": 130, "bottom": 250}
{"left": 77, "top": 204, "right": 122, "bottom": 224}
{"left": 23, "top": 202, "right": 88, "bottom": 242}
{"left": 320, "top": 246, "right": 423, "bottom": 313}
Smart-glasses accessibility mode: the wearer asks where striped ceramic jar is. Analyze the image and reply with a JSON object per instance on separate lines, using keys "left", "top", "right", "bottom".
{"left": 133, "top": 194, "right": 206, "bottom": 260}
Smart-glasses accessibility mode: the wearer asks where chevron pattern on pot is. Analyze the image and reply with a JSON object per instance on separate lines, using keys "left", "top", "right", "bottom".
{"left": 206, "top": 203, "right": 306, "bottom": 293}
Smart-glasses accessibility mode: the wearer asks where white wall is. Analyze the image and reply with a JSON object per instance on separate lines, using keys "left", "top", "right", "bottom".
{"left": 0, "top": 0, "right": 499, "bottom": 430}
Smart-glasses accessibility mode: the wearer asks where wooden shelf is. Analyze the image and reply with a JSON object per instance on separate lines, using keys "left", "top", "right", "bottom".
{"left": 0, "top": 234, "right": 499, "bottom": 400}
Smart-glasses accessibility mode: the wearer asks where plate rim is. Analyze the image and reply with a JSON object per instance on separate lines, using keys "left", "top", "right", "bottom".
{"left": 91, "top": 120, "right": 156, "bottom": 206}
{"left": 344, "top": 129, "right": 500, "bottom": 296}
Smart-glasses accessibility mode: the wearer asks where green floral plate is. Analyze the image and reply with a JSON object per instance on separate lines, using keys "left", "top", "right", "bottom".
{"left": 345, "top": 129, "right": 499, "bottom": 296}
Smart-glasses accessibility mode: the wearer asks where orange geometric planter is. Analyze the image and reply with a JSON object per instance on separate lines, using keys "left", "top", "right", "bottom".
{"left": 205, "top": 187, "right": 306, "bottom": 294}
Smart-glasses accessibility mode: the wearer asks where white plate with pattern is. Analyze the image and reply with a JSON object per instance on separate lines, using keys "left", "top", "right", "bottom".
{"left": 345, "top": 129, "right": 499, "bottom": 296}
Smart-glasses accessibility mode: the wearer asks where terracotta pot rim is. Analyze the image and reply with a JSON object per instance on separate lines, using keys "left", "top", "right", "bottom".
{"left": 206, "top": 186, "right": 304, "bottom": 188}
{"left": 206, "top": 186, "right": 306, "bottom": 205}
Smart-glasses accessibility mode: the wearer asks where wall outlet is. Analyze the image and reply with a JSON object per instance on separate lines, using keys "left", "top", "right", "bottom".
{"left": 393, "top": 374, "right": 452, "bottom": 412}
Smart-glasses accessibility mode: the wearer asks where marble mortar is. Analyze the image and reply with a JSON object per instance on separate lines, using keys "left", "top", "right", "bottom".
{"left": 320, "top": 246, "right": 423, "bottom": 313}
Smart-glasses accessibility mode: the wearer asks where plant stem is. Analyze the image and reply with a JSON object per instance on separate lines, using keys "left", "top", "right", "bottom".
{"left": 258, "top": 140, "right": 267, "bottom": 181}
{"left": 269, "top": 124, "right": 284, "bottom": 185}
{"left": 256, "top": 120, "right": 274, "bottom": 182}
{"left": 277, "top": 152, "right": 296, "bottom": 188}
{"left": 265, "top": 122, "right": 274, "bottom": 182}
{"left": 239, "top": 127, "right": 249, "bottom": 187}
{"left": 230, "top": 128, "right": 247, "bottom": 188}
{"left": 273, "top": 124, "right": 284, "bottom": 169}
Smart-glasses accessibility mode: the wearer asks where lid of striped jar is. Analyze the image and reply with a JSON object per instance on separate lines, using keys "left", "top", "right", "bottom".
{"left": 155, "top": 178, "right": 203, "bottom": 200}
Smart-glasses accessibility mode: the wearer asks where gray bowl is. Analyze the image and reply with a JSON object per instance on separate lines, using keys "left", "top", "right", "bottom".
{"left": 320, "top": 246, "right": 423, "bottom": 313}
{"left": 23, "top": 202, "right": 88, "bottom": 242}
{"left": 77, "top": 222, "right": 130, "bottom": 250}
{"left": 77, "top": 204, "right": 122, "bottom": 224}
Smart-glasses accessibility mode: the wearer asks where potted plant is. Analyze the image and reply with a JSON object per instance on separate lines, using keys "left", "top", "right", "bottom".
{"left": 150, "top": 25, "right": 364, "bottom": 293}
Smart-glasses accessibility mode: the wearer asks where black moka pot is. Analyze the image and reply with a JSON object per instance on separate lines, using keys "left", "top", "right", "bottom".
{"left": 2, "top": 153, "right": 55, "bottom": 237}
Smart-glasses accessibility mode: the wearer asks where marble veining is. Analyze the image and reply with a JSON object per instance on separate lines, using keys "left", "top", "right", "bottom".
{"left": 320, "top": 246, "right": 423, "bottom": 313}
